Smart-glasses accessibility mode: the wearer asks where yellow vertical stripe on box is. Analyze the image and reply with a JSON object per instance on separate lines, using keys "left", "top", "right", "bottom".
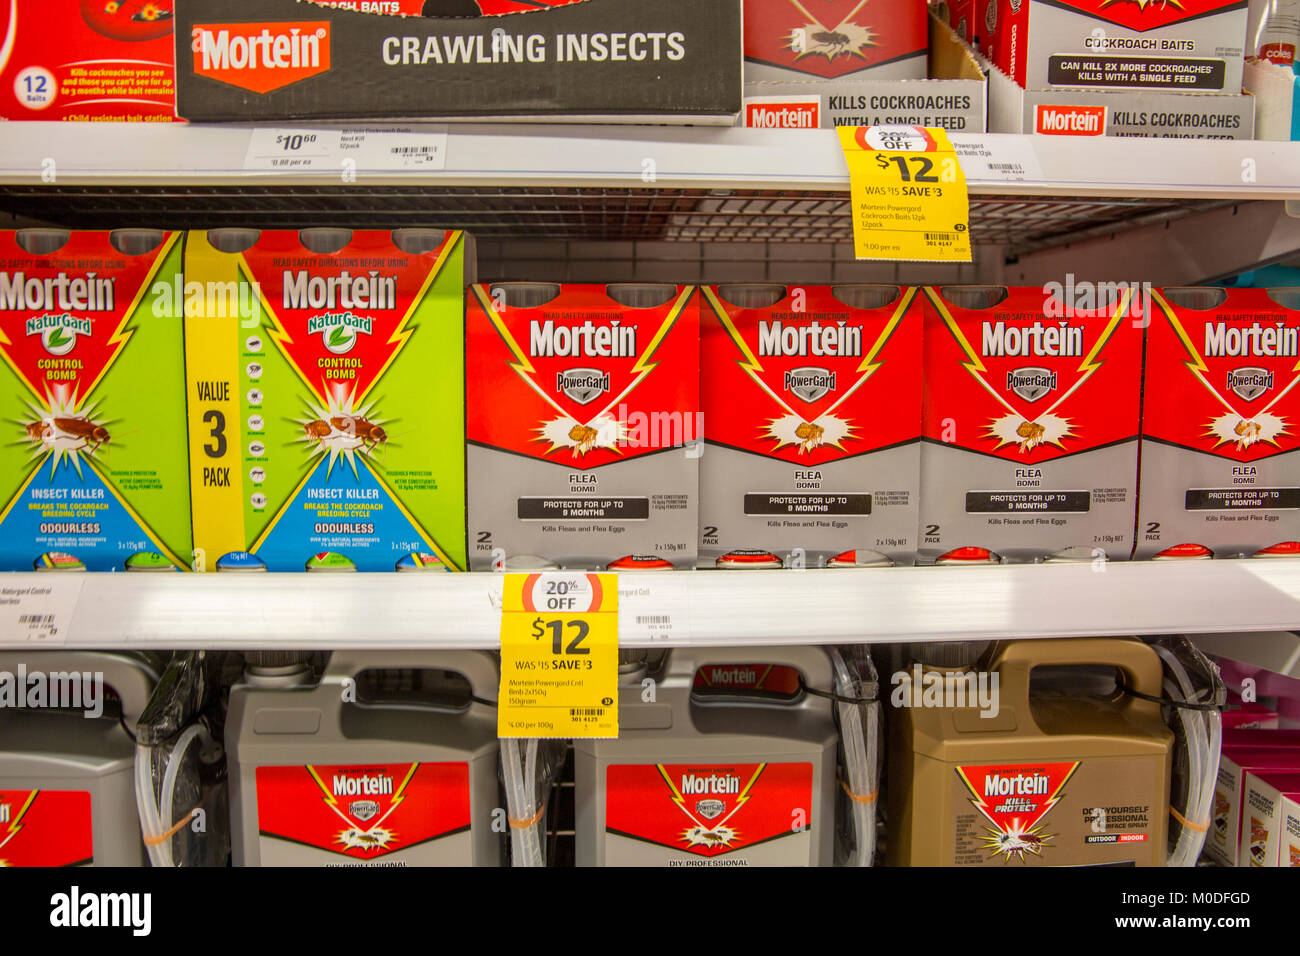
{"left": 183, "top": 232, "right": 245, "bottom": 570}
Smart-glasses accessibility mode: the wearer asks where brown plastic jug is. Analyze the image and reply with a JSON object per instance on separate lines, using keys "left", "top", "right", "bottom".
{"left": 886, "top": 638, "right": 1173, "bottom": 867}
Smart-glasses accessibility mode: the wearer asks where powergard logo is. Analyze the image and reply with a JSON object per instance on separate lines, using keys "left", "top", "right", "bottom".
{"left": 1227, "top": 368, "right": 1273, "bottom": 402}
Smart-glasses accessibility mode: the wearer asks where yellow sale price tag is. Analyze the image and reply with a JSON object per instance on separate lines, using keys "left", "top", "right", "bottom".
{"left": 837, "top": 125, "right": 972, "bottom": 263}
{"left": 498, "top": 571, "right": 618, "bottom": 739}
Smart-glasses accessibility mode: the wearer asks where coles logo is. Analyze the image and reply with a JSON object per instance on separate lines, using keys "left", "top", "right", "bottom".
{"left": 746, "top": 98, "right": 820, "bottom": 129}
{"left": 191, "top": 21, "right": 332, "bottom": 94}
{"left": 1035, "top": 105, "right": 1106, "bottom": 136}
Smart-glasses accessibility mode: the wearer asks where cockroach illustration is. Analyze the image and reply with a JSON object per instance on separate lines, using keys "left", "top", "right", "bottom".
{"left": 1235, "top": 419, "right": 1262, "bottom": 440}
{"left": 795, "top": 421, "right": 825, "bottom": 449}
{"left": 331, "top": 415, "right": 387, "bottom": 450}
{"left": 53, "top": 417, "right": 109, "bottom": 451}
{"left": 568, "top": 423, "right": 599, "bottom": 453}
{"left": 812, "top": 30, "right": 851, "bottom": 52}
{"left": 1016, "top": 420, "right": 1046, "bottom": 443}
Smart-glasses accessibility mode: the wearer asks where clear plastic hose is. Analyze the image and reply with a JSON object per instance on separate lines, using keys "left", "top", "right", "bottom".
{"left": 502, "top": 738, "right": 545, "bottom": 867}
{"left": 134, "top": 743, "right": 166, "bottom": 868}
{"left": 134, "top": 725, "right": 208, "bottom": 868}
{"left": 1153, "top": 640, "right": 1223, "bottom": 868}
{"left": 828, "top": 646, "right": 879, "bottom": 867}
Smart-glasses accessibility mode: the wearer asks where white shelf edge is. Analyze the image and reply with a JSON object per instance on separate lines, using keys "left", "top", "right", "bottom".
{"left": 1, "top": 561, "right": 1299, "bottom": 650}
{"left": 1, "top": 124, "right": 1299, "bottom": 200}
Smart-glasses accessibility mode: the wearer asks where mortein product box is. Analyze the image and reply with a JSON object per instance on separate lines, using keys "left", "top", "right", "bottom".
{"left": 1206, "top": 746, "right": 1300, "bottom": 866}
{"left": 986, "top": 75, "right": 1256, "bottom": 138}
{"left": 974, "top": 23, "right": 1256, "bottom": 138}
{"left": 466, "top": 283, "right": 699, "bottom": 571}
{"left": 0, "top": 0, "right": 177, "bottom": 121}
{"left": 987, "top": 0, "right": 1248, "bottom": 94}
{"left": 919, "top": 285, "right": 1144, "bottom": 563}
{"left": 1240, "top": 770, "right": 1300, "bottom": 865}
{"left": 182, "top": 228, "right": 471, "bottom": 572}
{"left": 1135, "top": 288, "right": 1300, "bottom": 559}
{"left": 699, "top": 284, "right": 922, "bottom": 567}
{"left": 0, "top": 230, "right": 192, "bottom": 571}
{"left": 173, "top": 0, "right": 741, "bottom": 124}
{"left": 744, "top": 12, "right": 987, "bottom": 132}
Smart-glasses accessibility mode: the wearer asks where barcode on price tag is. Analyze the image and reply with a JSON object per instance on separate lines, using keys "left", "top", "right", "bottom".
{"left": 0, "top": 579, "right": 84, "bottom": 646}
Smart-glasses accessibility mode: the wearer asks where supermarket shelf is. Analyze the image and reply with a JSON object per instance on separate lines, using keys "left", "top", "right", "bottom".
{"left": 4, "top": 560, "right": 1300, "bottom": 651}
{"left": 1, "top": 124, "right": 1298, "bottom": 247}
{"left": 2, "top": 123, "right": 1299, "bottom": 198}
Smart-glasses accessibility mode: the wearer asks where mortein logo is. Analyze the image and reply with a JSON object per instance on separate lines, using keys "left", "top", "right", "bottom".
{"left": 1227, "top": 367, "right": 1274, "bottom": 402}
{"left": 746, "top": 100, "right": 820, "bottom": 129}
{"left": 332, "top": 772, "right": 394, "bottom": 797}
{"left": 680, "top": 773, "right": 741, "bottom": 795}
{"left": 984, "top": 772, "right": 1049, "bottom": 797}
{"left": 26, "top": 313, "right": 94, "bottom": 357}
{"left": 1035, "top": 105, "right": 1107, "bottom": 136}
{"left": 556, "top": 368, "right": 610, "bottom": 405}
{"left": 758, "top": 319, "right": 861, "bottom": 357}
{"left": 983, "top": 321, "right": 1083, "bottom": 357}
{"left": 192, "top": 22, "right": 332, "bottom": 94}
{"left": 1, "top": 272, "right": 115, "bottom": 312}
{"left": 530, "top": 319, "right": 636, "bottom": 357}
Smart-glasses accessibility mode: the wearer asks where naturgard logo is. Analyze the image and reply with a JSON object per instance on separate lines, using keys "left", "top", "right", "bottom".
{"left": 1042, "top": 273, "right": 1153, "bottom": 326}
{"left": 890, "top": 664, "right": 1001, "bottom": 719}
{"left": 0, "top": 664, "right": 105, "bottom": 718}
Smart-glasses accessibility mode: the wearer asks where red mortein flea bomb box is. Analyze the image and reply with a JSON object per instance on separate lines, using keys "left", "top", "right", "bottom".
{"left": 699, "top": 284, "right": 923, "bottom": 567}
{"left": 919, "top": 285, "right": 1144, "bottom": 563}
{"left": 1136, "top": 288, "right": 1300, "bottom": 559}
{"left": 465, "top": 283, "right": 700, "bottom": 571}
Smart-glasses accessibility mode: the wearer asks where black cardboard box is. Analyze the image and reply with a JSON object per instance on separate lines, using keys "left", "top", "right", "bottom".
{"left": 175, "top": 0, "right": 741, "bottom": 123}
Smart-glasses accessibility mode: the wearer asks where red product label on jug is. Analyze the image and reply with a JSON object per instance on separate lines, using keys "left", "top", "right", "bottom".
{"left": 702, "top": 286, "right": 921, "bottom": 465}
{"left": 1145, "top": 288, "right": 1300, "bottom": 463}
{"left": 605, "top": 762, "right": 813, "bottom": 863}
{"left": 922, "top": 287, "right": 1143, "bottom": 461}
{"left": 255, "top": 762, "right": 470, "bottom": 860}
{"left": 956, "top": 762, "right": 1079, "bottom": 861}
{"left": 0, "top": 789, "right": 94, "bottom": 867}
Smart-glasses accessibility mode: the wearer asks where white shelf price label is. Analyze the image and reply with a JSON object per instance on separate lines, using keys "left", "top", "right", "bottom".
{"left": 0, "top": 579, "right": 84, "bottom": 645}
{"left": 953, "top": 137, "right": 1046, "bottom": 185}
{"left": 244, "top": 127, "right": 449, "bottom": 173}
